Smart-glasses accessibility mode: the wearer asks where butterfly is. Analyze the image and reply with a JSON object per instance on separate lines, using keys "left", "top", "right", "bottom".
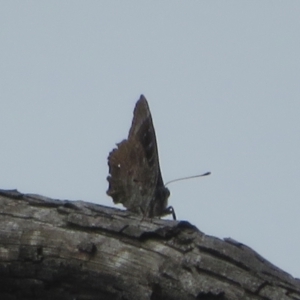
{"left": 106, "top": 95, "right": 176, "bottom": 219}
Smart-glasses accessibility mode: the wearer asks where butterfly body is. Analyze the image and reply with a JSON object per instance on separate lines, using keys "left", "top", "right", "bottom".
{"left": 107, "top": 95, "right": 175, "bottom": 219}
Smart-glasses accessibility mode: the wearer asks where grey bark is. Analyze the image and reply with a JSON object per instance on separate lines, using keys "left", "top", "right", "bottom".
{"left": 0, "top": 189, "right": 299, "bottom": 300}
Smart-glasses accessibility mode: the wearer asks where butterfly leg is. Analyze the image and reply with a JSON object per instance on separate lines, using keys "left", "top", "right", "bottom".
{"left": 163, "top": 206, "right": 176, "bottom": 220}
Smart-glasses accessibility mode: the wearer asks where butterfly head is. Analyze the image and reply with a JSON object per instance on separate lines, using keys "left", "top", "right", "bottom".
{"left": 149, "top": 184, "right": 173, "bottom": 218}
{"left": 155, "top": 185, "right": 170, "bottom": 203}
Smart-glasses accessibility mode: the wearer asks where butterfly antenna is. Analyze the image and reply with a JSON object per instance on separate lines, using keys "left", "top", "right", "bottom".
{"left": 165, "top": 172, "right": 211, "bottom": 186}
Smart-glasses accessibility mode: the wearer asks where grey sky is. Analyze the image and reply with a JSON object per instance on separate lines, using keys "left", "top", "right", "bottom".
{"left": 1, "top": 2, "right": 299, "bottom": 277}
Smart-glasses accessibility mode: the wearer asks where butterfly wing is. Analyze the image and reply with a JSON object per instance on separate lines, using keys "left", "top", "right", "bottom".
{"left": 129, "top": 96, "right": 171, "bottom": 217}
{"left": 107, "top": 95, "right": 165, "bottom": 216}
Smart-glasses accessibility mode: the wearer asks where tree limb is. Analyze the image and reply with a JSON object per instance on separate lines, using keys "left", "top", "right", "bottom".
{"left": 0, "top": 189, "right": 299, "bottom": 300}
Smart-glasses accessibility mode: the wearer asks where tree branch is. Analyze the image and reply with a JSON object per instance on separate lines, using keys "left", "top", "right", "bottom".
{"left": 0, "top": 189, "right": 299, "bottom": 300}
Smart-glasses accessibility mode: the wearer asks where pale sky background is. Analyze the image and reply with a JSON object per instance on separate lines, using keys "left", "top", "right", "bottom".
{"left": 1, "top": 2, "right": 299, "bottom": 278}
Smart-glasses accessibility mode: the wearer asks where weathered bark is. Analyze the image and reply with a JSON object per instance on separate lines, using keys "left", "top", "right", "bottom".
{"left": 0, "top": 189, "right": 299, "bottom": 300}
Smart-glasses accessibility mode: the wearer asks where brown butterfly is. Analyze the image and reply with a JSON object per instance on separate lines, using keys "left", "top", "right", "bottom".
{"left": 106, "top": 95, "right": 176, "bottom": 219}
